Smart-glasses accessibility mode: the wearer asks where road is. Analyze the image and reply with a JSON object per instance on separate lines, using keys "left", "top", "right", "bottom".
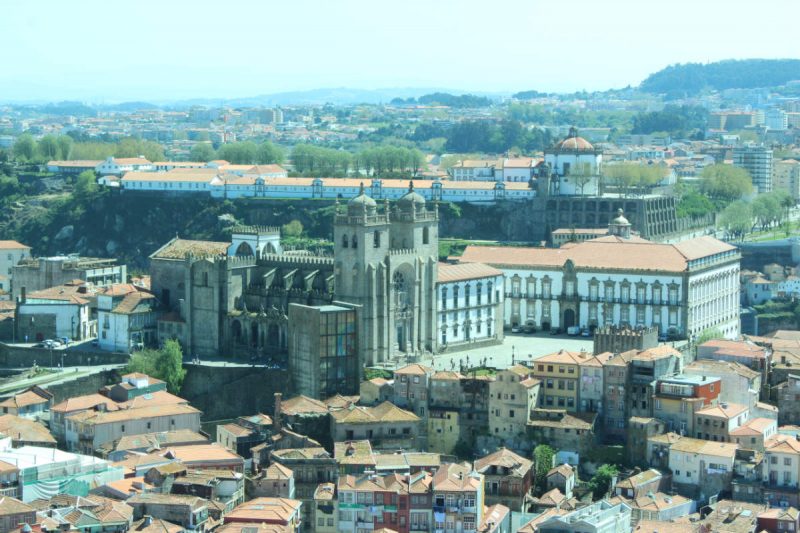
{"left": 0, "top": 364, "right": 126, "bottom": 396}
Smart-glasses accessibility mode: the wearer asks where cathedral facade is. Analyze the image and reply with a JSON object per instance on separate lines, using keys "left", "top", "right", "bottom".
{"left": 150, "top": 182, "right": 504, "bottom": 377}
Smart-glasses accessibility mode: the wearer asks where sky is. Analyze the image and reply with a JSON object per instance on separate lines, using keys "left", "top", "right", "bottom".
{"left": 1, "top": 0, "right": 798, "bottom": 103}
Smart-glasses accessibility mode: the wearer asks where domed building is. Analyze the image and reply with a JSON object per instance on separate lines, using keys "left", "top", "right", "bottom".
{"left": 541, "top": 127, "right": 603, "bottom": 196}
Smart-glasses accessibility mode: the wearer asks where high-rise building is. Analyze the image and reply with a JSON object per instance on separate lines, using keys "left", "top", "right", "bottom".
{"left": 734, "top": 145, "right": 773, "bottom": 194}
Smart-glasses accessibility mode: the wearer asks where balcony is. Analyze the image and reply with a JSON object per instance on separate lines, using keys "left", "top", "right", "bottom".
{"left": 356, "top": 521, "right": 375, "bottom": 530}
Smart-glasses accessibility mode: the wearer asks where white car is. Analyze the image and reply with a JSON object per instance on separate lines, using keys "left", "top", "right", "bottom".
{"left": 511, "top": 326, "right": 521, "bottom": 333}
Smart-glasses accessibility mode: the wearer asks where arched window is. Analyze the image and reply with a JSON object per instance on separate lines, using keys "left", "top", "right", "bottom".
{"left": 351, "top": 235, "right": 358, "bottom": 249}
{"left": 342, "top": 234, "right": 349, "bottom": 248}
{"left": 476, "top": 282, "right": 483, "bottom": 305}
{"left": 465, "top": 284, "right": 471, "bottom": 306}
{"left": 453, "top": 285, "right": 460, "bottom": 307}
{"left": 441, "top": 287, "right": 448, "bottom": 310}
{"left": 487, "top": 282, "right": 493, "bottom": 303}
{"left": 373, "top": 230, "right": 381, "bottom": 248}
{"left": 423, "top": 227, "right": 430, "bottom": 245}
{"left": 393, "top": 271, "right": 407, "bottom": 307}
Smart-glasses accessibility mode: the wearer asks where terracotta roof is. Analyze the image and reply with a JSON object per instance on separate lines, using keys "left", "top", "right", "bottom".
{"left": 517, "top": 508, "right": 569, "bottom": 532}
{"left": 67, "top": 403, "right": 200, "bottom": 426}
{"left": 161, "top": 443, "right": 242, "bottom": 465}
{"left": 109, "top": 157, "right": 152, "bottom": 165}
{"left": 765, "top": 434, "right": 800, "bottom": 454}
{"left": 122, "top": 391, "right": 188, "bottom": 410}
{"left": 264, "top": 463, "right": 293, "bottom": 480}
{"left": 474, "top": 448, "right": 532, "bottom": 477}
{"left": 96, "top": 476, "right": 151, "bottom": 497}
{"left": 696, "top": 402, "right": 748, "bottom": 420}
{"left": 459, "top": 235, "right": 736, "bottom": 273}
{"left": 25, "top": 284, "right": 92, "bottom": 305}
{"left": 0, "top": 240, "right": 30, "bottom": 250}
{"left": 280, "top": 395, "right": 329, "bottom": 416}
{"left": 216, "top": 524, "right": 291, "bottom": 533}
{"left": 0, "top": 496, "right": 35, "bottom": 514}
{"left": 437, "top": 262, "right": 503, "bottom": 283}
{"left": 632, "top": 520, "right": 687, "bottom": 533}
{"left": 112, "top": 291, "right": 156, "bottom": 315}
{"left": 51, "top": 394, "right": 119, "bottom": 413}
{"left": 394, "top": 363, "right": 434, "bottom": 376}
{"left": 432, "top": 463, "right": 481, "bottom": 492}
{"left": 130, "top": 517, "right": 183, "bottom": 532}
{"left": 670, "top": 437, "right": 738, "bottom": 458}
{"left": 150, "top": 238, "right": 229, "bottom": 260}
{"left": 546, "top": 464, "right": 574, "bottom": 479}
{"left": 729, "top": 418, "right": 776, "bottom": 437}
{"left": 47, "top": 160, "right": 102, "bottom": 167}
{"left": 0, "top": 415, "right": 56, "bottom": 444}
{"left": 219, "top": 423, "right": 254, "bottom": 438}
{"left": 0, "top": 390, "right": 50, "bottom": 409}
{"left": 616, "top": 468, "right": 662, "bottom": 489}
{"left": 224, "top": 497, "right": 301, "bottom": 524}
{"left": 331, "top": 401, "right": 419, "bottom": 424}
{"left": 431, "top": 371, "right": 464, "bottom": 381}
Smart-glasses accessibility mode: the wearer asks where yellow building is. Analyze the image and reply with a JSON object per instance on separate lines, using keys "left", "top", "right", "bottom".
{"left": 532, "top": 350, "right": 586, "bottom": 412}
{"left": 427, "top": 407, "right": 461, "bottom": 454}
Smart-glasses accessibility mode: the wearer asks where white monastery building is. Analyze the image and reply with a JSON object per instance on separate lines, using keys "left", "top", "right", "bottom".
{"left": 456, "top": 211, "right": 741, "bottom": 340}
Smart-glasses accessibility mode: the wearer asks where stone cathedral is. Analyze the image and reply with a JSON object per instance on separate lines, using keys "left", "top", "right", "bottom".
{"left": 149, "top": 182, "right": 441, "bottom": 367}
{"left": 334, "top": 183, "right": 439, "bottom": 365}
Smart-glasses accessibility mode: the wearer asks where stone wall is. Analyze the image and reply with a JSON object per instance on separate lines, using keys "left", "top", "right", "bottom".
{"left": 0, "top": 343, "right": 130, "bottom": 368}
{"left": 46, "top": 369, "right": 121, "bottom": 403}
{"left": 178, "top": 364, "right": 292, "bottom": 422}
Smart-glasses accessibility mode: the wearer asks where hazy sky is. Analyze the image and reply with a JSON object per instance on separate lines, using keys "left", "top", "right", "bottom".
{"left": 2, "top": 0, "right": 797, "bottom": 102}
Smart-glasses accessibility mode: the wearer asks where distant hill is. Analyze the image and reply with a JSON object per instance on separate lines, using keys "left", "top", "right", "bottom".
{"left": 640, "top": 59, "right": 800, "bottom": 95}
{"left": 390, "top": 92, "right": 494, "bottom": 108}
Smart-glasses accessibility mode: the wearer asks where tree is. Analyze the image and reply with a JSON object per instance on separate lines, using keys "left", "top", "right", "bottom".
{"left": 568, "top": 162, "right": 595, "bottom": 195}
{"left": 281, "top": 219, "right": 303, "bottom": 238}
{"left": 126, "top": 339, "right": 187, "bottom": 394}
{"left": 452, "top": 439, "right": 474, "bottom": 460}
{"left": 115, "top": 137, "right": 165, "bottom": 162}
{"left": 752, "top": 193, "right": 781, "bottom": 230}
{"left": 718, "top": 200, "right": 753, "bottom": 239}
{"left": 73, "top": 170, "right": 98, "bottom": 200}
{"left": 189, "top": 143, "right": 216, "bottom": 162}
{"left": 700, "top": 164, "right": 753, "bottom": 200}
{"left": 533, "top": 444, "right": 556, "bottom": 492}
{"left": 217, "top": 142, "right": 259, "bottom": 165}
{"left": 256, "top": 141, "right": 284, "bottom": 165}
{"left": 57, "top": 135, "right": 73, "bottom": 160}
{"left": 38, "top": 135, "right": 61, "bottom": 160}
{"left": 12, "top": 134, "right": 37, "bottom": 161}
{"left": 696, "top": 327, "right": 723, "bottom": 344}
{"left": 588, "top": 464, "right": 619, "bottom": 499}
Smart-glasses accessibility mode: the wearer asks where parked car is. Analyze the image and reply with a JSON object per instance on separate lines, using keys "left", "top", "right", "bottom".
{"left": 581, "top": 329, "right": 591, "bottom": 337}
{"left": 549, "top": 328, "right": 560, "bottom": 335}
{"left": 511, "top": 326, "right": 521, "bottom": 334}
{"left": 567, "top": 326, "right": 581, "bottom": 336}
{"left": 59, "top": 337, "right": 71, "bottom": 346}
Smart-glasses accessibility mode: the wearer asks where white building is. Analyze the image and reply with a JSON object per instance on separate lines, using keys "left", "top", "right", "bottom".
{"left": 450, "top": 159, "right": 500, "bottom": 181}
{"left": 457, "top": 213, "right": 741, "bottom": 340}
{"left": 97, "top": 284, "right": 158, "bottom": 353}
{"left": 0, "top": 240, "right": 30, "bottom": 292}
{"left": 733, "top": 145, "right": 773, "bottom": 194}
{"left": 120, "top": 174, "right": 535, "bottom": 204}
{"left": 766, "top": 108, "right": 789, "bottom": 131}
{"left": 502, "top": 157, "right": 537, "bottom": 182}
{"left": 542, "top": 127, "right": 603, "bottom": 197}
{"left": 535, "top": 499, "right": 632, "bottom": 533}
{"left": 436, "top": 263, "right": 505, "bottom": 348}
{"left": 762, "top": 435, "right": 800, "bottom": 491}
{"left": 17, "top": 282, "right": 93, "bottom": 342}
{"left": 0, "top": 439, "right": 123, "bottom": 502}
{"left": 668, "top": 437, "right": 738, "bottom": 498}
{"left": 95, "top": 156, "right": 155, "bottom": 176}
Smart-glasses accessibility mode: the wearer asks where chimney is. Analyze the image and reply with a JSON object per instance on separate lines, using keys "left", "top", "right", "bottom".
{"left": 273, "top": 392, "right": 282, "bottom": 433}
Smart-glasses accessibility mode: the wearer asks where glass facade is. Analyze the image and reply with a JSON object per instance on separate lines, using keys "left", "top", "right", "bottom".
{"left": 319, "top": 309, "right": 358, "bottom": 397}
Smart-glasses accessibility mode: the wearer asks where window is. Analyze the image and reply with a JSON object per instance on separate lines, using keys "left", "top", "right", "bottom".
{"left": 351, "top": 235, "right": 358, "bottom": 248}
{"left": 441, "top": 287, "right": 448, "bottom": 310}
{"left": 785, "top": 457, "right": 793, "bottom": 466}
{"left": 465, "top": 284, "right": 471, "bottom": 306}
{"left": 342, "top": 234, "right": 349, "bottom": 248}
{"left": 487, "top": 282, "right": 493, "bottom": 303}
{"left": 423, "top": 227, "right": 430, "bottom": 245}
{"left": 509, "top": 410, "right": 515, "bottom": 418}
{"left": 374, "top": 230, "right": 381, "bottom": 248}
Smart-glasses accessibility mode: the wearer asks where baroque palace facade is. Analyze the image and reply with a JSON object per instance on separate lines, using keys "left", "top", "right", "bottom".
{"left": 457, "top": 211, "right": 741, "bottom": 340}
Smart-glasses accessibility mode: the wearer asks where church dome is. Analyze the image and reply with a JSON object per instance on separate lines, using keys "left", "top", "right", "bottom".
{"left": 347, "top": 183, "right": 377, "bottom": 215}
{"left": 397, "top": 181, "right": 426, "bottom": 211}
{"left": 557, "top": 127, "right": 594, "bottom": 152}
{"left": 558, "top": 136, "right": 594, "bottom": 151}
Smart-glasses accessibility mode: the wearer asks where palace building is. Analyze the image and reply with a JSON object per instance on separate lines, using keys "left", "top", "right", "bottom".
{"left": 457, "top": 211, "right": 741, "bottom": 340}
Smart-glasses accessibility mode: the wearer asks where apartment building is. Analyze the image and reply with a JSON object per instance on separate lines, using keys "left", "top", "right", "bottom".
{"left": 694, "top": 402, "right": 750, "bottom": 442}
{"left": 330, "top": 402, "right": 421, "bottom": 451}
{"left": 473, "top": 448, "right": 532, "bottom": 510}
{"left": 393, "top": 364, "right": 434, "bottom": 419}
{"left": 432, "top": 463, "right": 484, "bottom": 533}
{"left": 763, "top": 435, "right": 800, "bottom": 508}
{"left": 652, "top": 374, "right": 721, "bottom": 435}
{"left": 668, "top": 437, "right": 738, "bottom": 500}
{"left": 65, "top": 403, "right": 202, "bottom": 454}
{"left": 488, "top": 365, "right": 540, "bottom": 439}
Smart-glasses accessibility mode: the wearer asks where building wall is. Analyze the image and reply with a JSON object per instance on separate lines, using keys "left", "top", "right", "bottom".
{"left": 488, "top": 370, "right": 540, "bottom": 439}
{"left": 17, "top": 302, "right": 89, "bottom": 342}
{"left": 436, "top": 274, "right": 505, "bottom": 348}
{"left": 67, "top": 411, "right": 202, "bottom": 453}
{"left": 0, "top": 246, "right": 30, "bottom": 288}
{"left": 427, "top": 408, "right": 460, "bottom": 454}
